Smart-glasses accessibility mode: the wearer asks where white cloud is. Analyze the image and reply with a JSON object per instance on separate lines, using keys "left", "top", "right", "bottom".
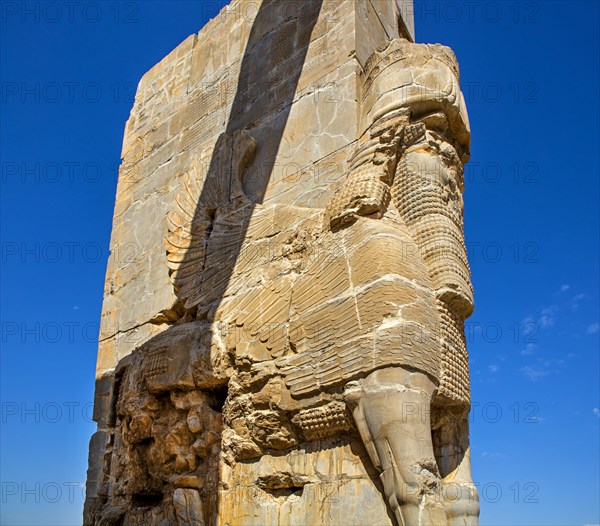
{"left": 481, "top": 451, "right": 506, "bottom": 459}
{"left": 488, "top": 364, "right": 499, "bottom": 373}
{"left": 521, "top": 343, "right": 538, "bottom": 356}
{"left": 522, "top": 306, "right": 558, "bottom": 331}
{"left": 542, "top": 359, "right": 565, "bottom": 367}
{"left": 538, "top": 305, "right": 558, "bottom": 328}
{"left": 586, "top": 323, "right": 599, "bottom": 334}
{"left": 593, "top": 408, "right": 600, "bottom": 418}
{"left": 520, "top": 366, "right": 549, "bottom": 381}
{"left": 560, "top": 284, "right": 570, "bottom": 293}
{"left": 571, "top": 293, "right": 588, "bottom": 311}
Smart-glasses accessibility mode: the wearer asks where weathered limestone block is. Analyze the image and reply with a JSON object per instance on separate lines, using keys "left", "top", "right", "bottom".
{"left": 86, "top": 1, "right": 479, "bottom": 525}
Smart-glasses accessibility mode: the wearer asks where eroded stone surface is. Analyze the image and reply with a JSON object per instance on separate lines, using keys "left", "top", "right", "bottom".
{"left": 86, "top": 1, "right": 479, "bottom": 525}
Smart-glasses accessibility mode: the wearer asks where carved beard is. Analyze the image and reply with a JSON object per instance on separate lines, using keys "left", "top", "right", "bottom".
{"left": 392, "top": 136, "right": 473, "bottom": 317}
{"left": 391, "top": 135, "right": 473, "bottom": 406}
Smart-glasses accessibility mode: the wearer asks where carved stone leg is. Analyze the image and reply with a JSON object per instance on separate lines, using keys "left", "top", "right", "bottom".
{"left": 432, "top": 409, "right": 479, "bottom": 525}
{"left": 443, "top": 449, "right": 479, "bottom": 526}
{"left": 173, "top": 488, "right": 206, "bottom": 526}
{"left": 345, "top": 367, "right": 446, "bottom": 526}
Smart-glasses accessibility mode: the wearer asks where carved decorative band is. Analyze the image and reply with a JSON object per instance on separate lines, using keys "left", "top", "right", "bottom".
{"left": 291, "top": 402, "right": 353, "bottom": 441}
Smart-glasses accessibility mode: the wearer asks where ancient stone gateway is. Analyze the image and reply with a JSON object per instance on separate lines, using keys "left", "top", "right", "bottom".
{"left": 85, "top": 1, "right": 479, "bottom": 524}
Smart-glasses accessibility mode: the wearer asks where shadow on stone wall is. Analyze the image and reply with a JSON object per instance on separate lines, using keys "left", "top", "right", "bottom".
{"left": 85, "top": 1, "right": 323, "bottom": 524}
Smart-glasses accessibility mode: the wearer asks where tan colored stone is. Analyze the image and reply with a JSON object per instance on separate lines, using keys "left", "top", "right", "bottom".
{"left": 85, "top": 1, "right": 479, "bottom": 525}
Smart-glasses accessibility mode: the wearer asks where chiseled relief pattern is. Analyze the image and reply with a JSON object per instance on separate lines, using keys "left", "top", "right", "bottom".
{"left": 85, "top": 4, "right": 479, "bottom": 526}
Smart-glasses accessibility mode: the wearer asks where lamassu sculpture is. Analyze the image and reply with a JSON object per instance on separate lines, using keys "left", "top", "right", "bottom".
{"left": 85, "top": 2, "right": 479, "bottom": 525}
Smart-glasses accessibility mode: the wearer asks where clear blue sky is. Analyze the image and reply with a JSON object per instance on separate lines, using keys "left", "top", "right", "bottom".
{"left": 1, "top": 1, "right": 598, "bottom": 525}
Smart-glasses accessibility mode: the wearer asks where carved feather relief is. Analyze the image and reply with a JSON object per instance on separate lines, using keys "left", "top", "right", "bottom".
{"left": 165, "top": 130, "right": 258, "bottom": 312}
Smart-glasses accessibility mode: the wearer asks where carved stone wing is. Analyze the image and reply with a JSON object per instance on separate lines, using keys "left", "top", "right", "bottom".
{"left": 277, "top": 222, "right": 441, "bottom": 397}
{"left": 165, "top": 131, "right": 258, "bottom": 312}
